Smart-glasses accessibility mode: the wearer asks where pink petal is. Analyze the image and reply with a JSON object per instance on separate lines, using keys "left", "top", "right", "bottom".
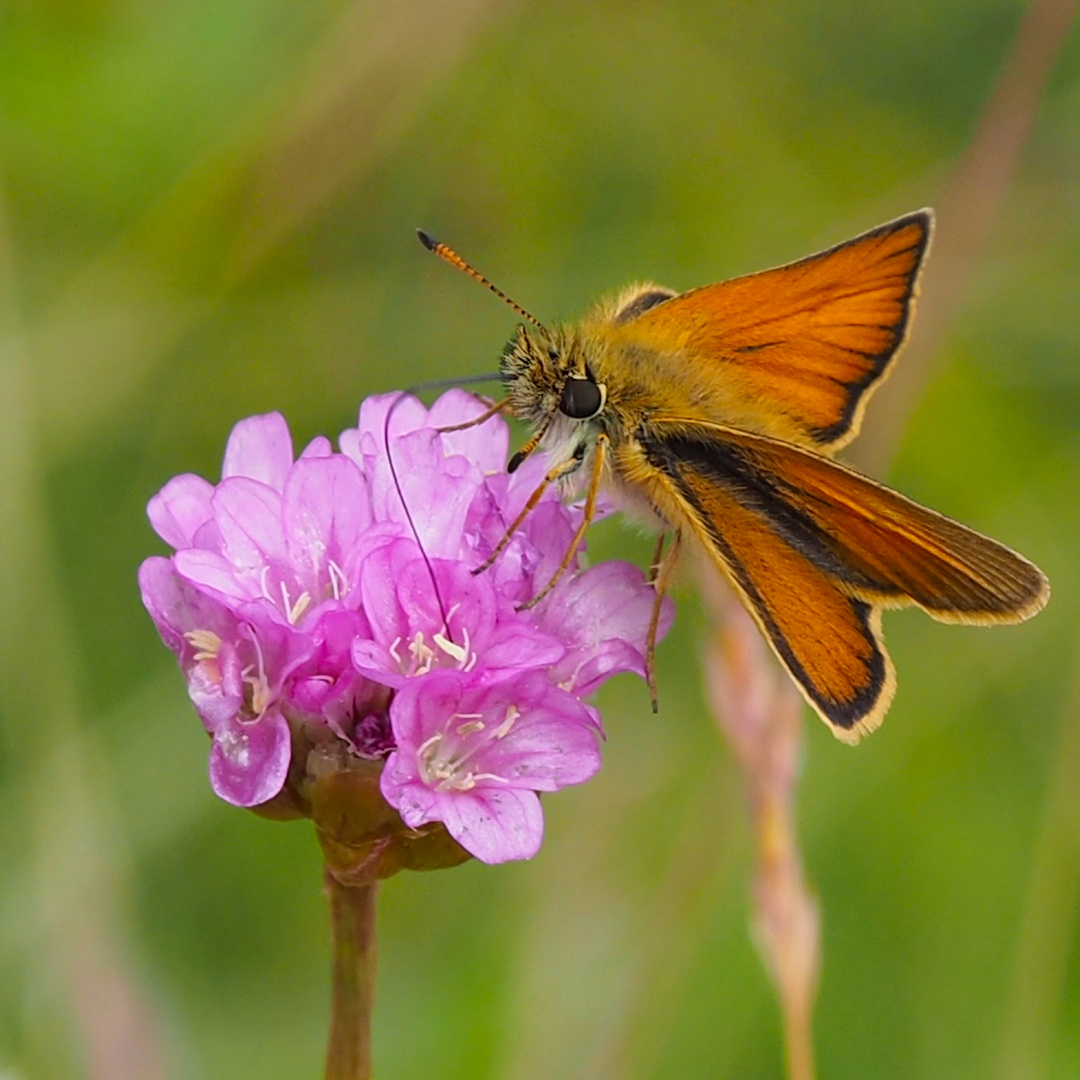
{"left": 480, "top": 623, "right": 566, "bottom": 673}
{"left": 380, "top": 753, "right": 546, "bottom": 865}
{"left": 396, "top": 556, "right": 497, "bottom": 645}
{"left": 147, "top": 474, "right": 215, "bottom": 548}
{"left": 368, "top": 429, "right": 479, "bottom": 558}
{"left": 350, "top": 639, "right": 408, "bottom": 688}
{"left": 209, "top": 709, "right": 292, "bottom": 807}
{"left": 559, "top": 562, "right": 671, "bottom": 644}
{"left": 213, "top": 477, "right": 288, "bottom": 569}
{"left": 188, "top": 643, "right": 244, "bottom": 730}
{"left": 356, "top": 540, "right": 412, "bottom": 646}
{"left": 139, "top": 556, "right": 232, "bottom": 649}
{"left": 427, "top": 389, "right": 509, "bottom": 472}
{"left": 282, "top": 456, "right": 371, "bottom": 591}
{"left": 300, "top": 435, "right": 333, "bottom": 458}
{"left": 468, "top": 673, "right": 602, "bottom": 786}
{"left": 222, "top": 413, "right": 294, "bottom": 491}
{"left": 539, "top": 561, "right": 674, "bottom": 694}
{"left": 356, "top": 393, "right": 429, "bottom": 448}
{"left": 380, "top": 753, "right": 439, "bottom": 824}
{"left": 138, "top": 556, "right": 195, "bottom": 652}
{"left": 337, "top": 427, "right": 363, "bottom": 468}
{"left": 174, "top": 549, "right": 262, "bottom": 605}
{"left": 479, "top": 711, "right": 600, "bottom": 790}
{"left": 439, "top": 787, "right": 544, "bottom": 863}
{"left": 510, "top": 500, "right": 579, "bottom": 594}
{"left": 555, "top": 640, "right": 647, "bottom": 697}
{"left": 388, "top": 668, "right": 462, "bottom": 746}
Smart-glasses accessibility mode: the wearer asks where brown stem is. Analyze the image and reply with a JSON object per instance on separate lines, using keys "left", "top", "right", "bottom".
{"left": 325, "top": 871, "right": 379, "bottom": 1080}
{"left": 780, "top": 973, "right": 817, "bottom": 1080}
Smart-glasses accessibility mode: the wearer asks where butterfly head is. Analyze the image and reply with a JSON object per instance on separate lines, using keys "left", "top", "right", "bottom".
{"left": 500, "top": 323, "right": 609, "bottom": 472}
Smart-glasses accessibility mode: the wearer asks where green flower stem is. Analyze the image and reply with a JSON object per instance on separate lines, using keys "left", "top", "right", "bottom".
{"left": 325, "top": 870, "right": 379, "bottom": 1080}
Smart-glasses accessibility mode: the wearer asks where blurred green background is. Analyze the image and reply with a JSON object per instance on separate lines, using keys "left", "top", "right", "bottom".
{"left": 1, "top": 1, "right": 1078, "bottom": 1077}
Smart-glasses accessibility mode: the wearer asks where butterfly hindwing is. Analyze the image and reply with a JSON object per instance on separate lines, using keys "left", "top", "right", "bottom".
{"left": 618, "top": 417, "right": 1047, "bottom": 740}
{"left": 692, "top": 424, "right": 1051, "bottom": 622}
{"left": 623, "top": 431, "right": 893, "bottom": 739}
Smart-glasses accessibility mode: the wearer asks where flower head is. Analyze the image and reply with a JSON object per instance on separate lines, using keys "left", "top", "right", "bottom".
{"left": 140, "top": 390, "right": 673, "bottom": 864}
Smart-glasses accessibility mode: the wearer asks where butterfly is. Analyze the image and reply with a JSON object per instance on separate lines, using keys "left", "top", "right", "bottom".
{"left": 418, "top": 211, "right": 1049, "bottom": 743}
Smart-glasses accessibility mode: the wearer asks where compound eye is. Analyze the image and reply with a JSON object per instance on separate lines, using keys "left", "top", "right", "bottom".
{"left": 559, "top": 377, "right": 603, "bottom": 419}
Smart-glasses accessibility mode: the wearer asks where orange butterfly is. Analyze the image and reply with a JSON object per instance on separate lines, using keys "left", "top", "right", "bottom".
{"left": 419, "top": 212, "right": 1049, "bottom": 743}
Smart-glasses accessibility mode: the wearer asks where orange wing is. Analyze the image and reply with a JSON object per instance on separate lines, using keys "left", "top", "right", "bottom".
{"left": 624, "top": 211, "right": 932, "bottom": 451}
{"left": 691, "top": 424, "right": 1050, "bottom": 623}
{"left": 619, "top": 418, "right": 1048, "bottom": 740}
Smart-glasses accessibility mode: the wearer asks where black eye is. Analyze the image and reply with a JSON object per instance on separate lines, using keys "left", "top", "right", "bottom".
{"left": 559, "top": 377, "right": 603, "bottom": 419}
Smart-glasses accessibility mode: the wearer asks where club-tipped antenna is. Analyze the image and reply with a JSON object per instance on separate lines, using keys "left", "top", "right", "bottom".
{"left": 417, "top": 229, "right": 547, "bottom": 331}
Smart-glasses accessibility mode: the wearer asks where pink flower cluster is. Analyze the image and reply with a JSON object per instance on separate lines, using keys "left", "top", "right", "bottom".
{"left": 139, "top": 391, "right": 672, "bottom": 863}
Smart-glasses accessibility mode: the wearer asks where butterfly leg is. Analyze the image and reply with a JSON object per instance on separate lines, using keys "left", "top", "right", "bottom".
{"left": 645, "top": 529, "right": 681, "bottom": 713}
{"left": 647, "top": 532, "right": 668, "bottom": 584}
{"left": 435, "top": 396, "right": 511, "bottom": 434}
{"left": 518, "top": 434, "right": 609, "bottom": 611}
{"left": 472, "top": 449, "right": 585, "bottom": 576}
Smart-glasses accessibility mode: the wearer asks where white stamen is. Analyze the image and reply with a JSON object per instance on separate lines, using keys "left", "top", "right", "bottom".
{"left": 249, "top": 679, "right": 271, "bottom": 716}
{"left": 414, "top": 716, "right": 511, "bottom": 794}
{"left": 433, "top": 632, "right": 468, "bottom": 664}
{"left": 327, "top": 559, "right": 347, "bottom": 600}
{"left": 243, "top": 630, "right": 272, "bottom": 716}
{"left": 558, "top": 658, "right": 588, "bottom": 693}
{"left": 388, "top": 637, "right": 402, "bottom": 664}
{"left": 408, "top": 631, "right": 435, "bottom": 676}
{"left": 493, "top": 705, "right": 520, "bottom": 740}
{"left": 416, "top": 732, "right": 443, "bottom": 759}
{"left": 438, "top": 770, "right": 475, "bottom": 791}
{"left": 259, "top": 565, "right": 273, "bottom": 601}
{"left": 185, "top": 629, "right": 222, "bottom": 661}
{"left": 435, "top": 769, "right": 510, "bottom": 792}
{"left": 288, "top": 590, "right": 312, "bottom": 624}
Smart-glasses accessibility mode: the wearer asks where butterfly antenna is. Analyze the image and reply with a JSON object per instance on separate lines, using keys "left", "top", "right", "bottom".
{"left": 383, "top": 391, "right": 453, "bottom": 637}
{"left": 417, "top": 229, "right": 547, "bottom": 331}
{"left": 381, "top": 376, "right": 510, "bottom": 636}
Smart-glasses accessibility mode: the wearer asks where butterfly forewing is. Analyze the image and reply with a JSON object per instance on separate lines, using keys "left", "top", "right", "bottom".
{"left": 624, "top": 211, "right": 932, "bottom": 451}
